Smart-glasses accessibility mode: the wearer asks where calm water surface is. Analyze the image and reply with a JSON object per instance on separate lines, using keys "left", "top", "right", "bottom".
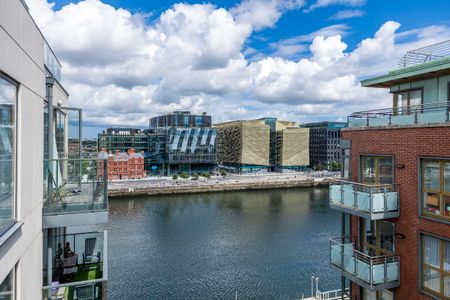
{"left": 98, "top": 187, "right": 341, "bottom": 299}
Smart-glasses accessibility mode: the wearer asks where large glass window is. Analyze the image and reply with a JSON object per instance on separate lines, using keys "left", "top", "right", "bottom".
{"left": 421, "top": 234, "right": 450, "bottom": 299}
{"left": 0, "top": 267, "right": 14, "bottom": 300}
{"left": 394, "top": 89, "right": 422, "bottom": 114}
{"left": 422, "top": 159, "right": 450, "bottom": 220}
{"left": 361, "top": 220, "right": 395, "bottom": 257}
{"left": 360, "top": 156, "right": 393, "bottom": 185}
{"left": 0, "top": 76, "right": 16, "bottom": 235}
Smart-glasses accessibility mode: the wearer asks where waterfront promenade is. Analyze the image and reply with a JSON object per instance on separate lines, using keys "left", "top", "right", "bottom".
{"left": 108, "top": 171, "right": 338, "bottom": 197}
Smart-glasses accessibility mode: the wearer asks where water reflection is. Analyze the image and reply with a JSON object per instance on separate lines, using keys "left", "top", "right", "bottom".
{"left": 98, "top": 187, "right": 341, "bottom": 299}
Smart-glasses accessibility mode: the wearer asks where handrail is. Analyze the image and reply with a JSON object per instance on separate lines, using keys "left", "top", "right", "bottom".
{"left": 331, "top": 179, "right": 397, "bottom": 192}
{"left": 330, "top": 237, "right": 399, "bottom": 263}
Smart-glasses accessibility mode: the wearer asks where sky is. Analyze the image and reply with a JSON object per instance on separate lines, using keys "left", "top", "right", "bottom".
{"left": 27, "top": 0, "right": 450, "bottom": 138}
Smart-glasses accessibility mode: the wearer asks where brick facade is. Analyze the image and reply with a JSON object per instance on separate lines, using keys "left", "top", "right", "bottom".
{"left": 343, "top": 124, "right": 450, "bottom": 300}
{"left": 98, "top": 148, "right": 146, "bottom": 180}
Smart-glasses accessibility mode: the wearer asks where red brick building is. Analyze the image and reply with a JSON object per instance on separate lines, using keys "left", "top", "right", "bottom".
{"left": 329, "top": 42, "right": 450, "bottom": 300}
{"left": 98, "top": 148, "right": 146, "bottom": 180}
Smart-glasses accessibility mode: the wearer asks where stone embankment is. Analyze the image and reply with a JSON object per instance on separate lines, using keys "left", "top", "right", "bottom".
{"left": 108, "top": 173, "right": 336, "bottom": 197}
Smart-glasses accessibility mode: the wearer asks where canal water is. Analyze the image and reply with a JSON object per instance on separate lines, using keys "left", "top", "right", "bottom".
{"left": 98, "top": 187, "right": 341, "bottom": 299}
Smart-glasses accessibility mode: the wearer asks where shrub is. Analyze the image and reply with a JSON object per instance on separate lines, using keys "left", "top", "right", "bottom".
{"left": 180, "top": 171, "right": 189, "bottom": 179}
{"left": 172, "top": 174, "right": 178, "bottom": 180}
{"left": 220, "top": 169, "right": 227, "bottom": 177}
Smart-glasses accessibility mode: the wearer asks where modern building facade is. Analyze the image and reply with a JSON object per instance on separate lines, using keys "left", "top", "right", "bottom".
{"left": 0, "top": 0, "right": 108, "bottom": 298}
{"left": 301, "top": 121, "right": 346, "bottom": 170}
{"left": 98, "top": 148, "right": 146, "bottom": 180}
{"left": 98, "top": 128, "right": 148, "bottom": 154}
{"left": 149, "top": 110, "right": 211, "bottom": 128}
{"left": 329, "top": 41, "right": 450, "bottom": 299}
{"left": 215, "top": 118, "right": 309, "bottom": 172}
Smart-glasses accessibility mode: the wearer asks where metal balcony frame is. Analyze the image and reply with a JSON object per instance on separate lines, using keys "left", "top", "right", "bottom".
{"left": 329, "top": 237, "right": 400, "bottom": 292}
{"left": 348, "top": 101, "right": 450, "bottom": 128}
{"left": 329, "top": 180, "right": 400, "bottom": 220}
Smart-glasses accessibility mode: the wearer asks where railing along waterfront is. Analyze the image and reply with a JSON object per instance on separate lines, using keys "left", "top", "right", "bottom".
{"left": 43, "top": 158, "right": 107, "bottom": 216}
{"left": 348, "top": 101, "right": 450, "bottom": 128}
{"left": 329, "top": 180, "right": 399, "bottom": 220}
{"left": 330, "top": 237, "right": 400, "bottom": 292}
{"left": 42, "top": 231, "right": 107, "bottom": 300}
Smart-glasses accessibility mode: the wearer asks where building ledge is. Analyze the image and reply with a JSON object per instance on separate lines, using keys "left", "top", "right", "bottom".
{"left": 343, "top": 122, "right": 450, "bottom": 132}
{"left": 0, "top": 222, "right": 23, "bottom": 249}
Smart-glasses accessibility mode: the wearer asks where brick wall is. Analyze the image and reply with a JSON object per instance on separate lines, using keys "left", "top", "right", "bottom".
{"left": 342, "top": 124, "right": 450, "bottom": 300}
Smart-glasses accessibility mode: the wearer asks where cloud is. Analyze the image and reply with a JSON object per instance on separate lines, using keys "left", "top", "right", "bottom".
{"left": 305, "top": 0, "right": 365, "bottom": 12}
{"left": 329, "top": 9, "right": 365, "bottom": 20}
{"left": 269, "top": 24, "right": 350, "bottom": 58}
{"left": 26, "top": 0, "right": 450, "bottom": 134}
{"left": 231, "top": 0, "right": 305, "bottom": 31}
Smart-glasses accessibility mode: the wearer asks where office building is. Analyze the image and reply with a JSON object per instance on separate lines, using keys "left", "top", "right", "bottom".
{"left": 149, "top": 110, "right": 211, "bottom": 128}
{"left": 215, "top": 118, "right": 309, "bottom": 172}
{"left": 98, "top": 127, "right": 148, "bottom": 154}
{"left": 0, "top": 0, "right": 108, "bottom": 298}
{"left": 302, "top": 121, "right": 346, "bottom": 170}
{"left": 328, "top": 41, "right": 450, "bottom": 299}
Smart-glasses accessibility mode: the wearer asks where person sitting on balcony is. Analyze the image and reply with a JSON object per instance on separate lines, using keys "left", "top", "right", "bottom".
{"left": 64, "top": 242, "right": 74, "bottom": 258}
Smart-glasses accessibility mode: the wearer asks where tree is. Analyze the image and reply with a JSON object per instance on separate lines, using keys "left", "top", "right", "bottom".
{"left": 179, "top": 172, "right": 189, "bottom": 179}
{"left": 172, "top": 174, "right": 178, "bottom": 180}
{"left": 330, "top": 161, "right": 341, "bottom": 171}
{"left": 220, "top": 169, "right": 227, "bottom": 177}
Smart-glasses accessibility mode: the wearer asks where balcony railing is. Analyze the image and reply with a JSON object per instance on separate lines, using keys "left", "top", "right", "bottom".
{"left": 42, "top": 231, "right": 108, "bottom": 300}
{"left": 329, "top": 180, "right": 399, "bottom": 220}
{"left": 348, "top": 101, "right": 450, "bottom": 128}
{"left": 330, "top": 237, "right": 400, "bottom": 291}
{"left": 43, "top": 158, "right": 107, "bottom": 216}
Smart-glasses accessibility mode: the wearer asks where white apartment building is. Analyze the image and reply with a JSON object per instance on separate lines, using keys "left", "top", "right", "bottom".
{"left": 0, "top": 0, "right": 108, "bottom": 299}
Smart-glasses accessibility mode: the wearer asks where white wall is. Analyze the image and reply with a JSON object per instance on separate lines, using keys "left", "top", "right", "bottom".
{"left": 0, "top": 0, "right": 46, "bottom": 296}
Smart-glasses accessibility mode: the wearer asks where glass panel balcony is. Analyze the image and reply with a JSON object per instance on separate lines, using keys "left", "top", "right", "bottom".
{"left": 44, "top": 42, "right": 62, "bottom": 81}
{"left": 348, "top": 101, "right": 450, "bottom": 128}
{"left": 43, "top": 158, "right": 108, "bottom": 216}
{"left": 329, "top": 180, "right": 399, "bottom": 220}
{"left": 330, "top": 237, "right": 400, "bottom": 291}
{"left": 42, "top": 231, "right": 107, "bottom": 300}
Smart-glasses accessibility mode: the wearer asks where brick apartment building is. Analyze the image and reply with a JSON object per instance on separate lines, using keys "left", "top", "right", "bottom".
{"left": 98, "top": 148, "right": 146, "bottom": 180}
{"left": 329, "top": 41, "right": 450, "bottom": 299}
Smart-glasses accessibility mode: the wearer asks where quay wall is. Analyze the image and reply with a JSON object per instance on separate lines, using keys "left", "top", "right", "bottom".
{"left": 108, "top": 179, "right": 330, "bottom": 198}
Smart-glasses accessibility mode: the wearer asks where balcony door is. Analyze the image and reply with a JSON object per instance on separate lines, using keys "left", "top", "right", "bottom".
{"left": 363, "top": 288, "right": 394, "bottom": 300}
{"left": 361, "top": 219, "right": 395, "bottom": 257}
{"left": 393, "top": 89, "right": 422, "bottom": 115}
{"left": 360, "top": 156, "right": 393, "bottom": 185}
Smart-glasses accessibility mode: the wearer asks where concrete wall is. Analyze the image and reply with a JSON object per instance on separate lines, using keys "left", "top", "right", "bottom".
{"left": 390, "top": 74, "right": 450, "bottom": 104}
{"left": 0, "top": 0, "right": 45, "bottom": 296}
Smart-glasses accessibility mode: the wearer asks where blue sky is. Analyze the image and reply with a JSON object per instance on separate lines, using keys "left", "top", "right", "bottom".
{"left": 28, "top": 0, "right": 450, "bottom": 138}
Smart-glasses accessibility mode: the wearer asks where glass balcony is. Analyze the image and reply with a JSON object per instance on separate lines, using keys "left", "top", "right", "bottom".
{"left": 44, "top": 42, "right": 62, "bottom": 81}
{"left": 348, "top": 101, "right": 450, "bottom": 128}
{"left": 330, "top": 237, "right": 400, "bottom": 291}
{"left": 329, "top": 180, "right": 399, "bottom": 220}
{"left": 42, "top": 231, "right": 107, "bottom": 300}
{"left": 43, "top": 158, "right": 108, "bottom": 223}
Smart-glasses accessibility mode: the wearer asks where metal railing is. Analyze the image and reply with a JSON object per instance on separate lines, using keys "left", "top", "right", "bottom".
{"left": 42, "top": 231, "right": 107, "bottom": 299}
{"left": 348, "top": 101, "right": 450, "bottom": 128}
{"left": 329, "top": 180, "right": 399, "bottom": 219}
{"left": 330, "top": 237, "right": 400, "bottom": 291}
{"left": 43, "top": 158, "right": 108, "bottom": 216}
{"left": 398, "top": 40, "right": 450, "bottom": 68}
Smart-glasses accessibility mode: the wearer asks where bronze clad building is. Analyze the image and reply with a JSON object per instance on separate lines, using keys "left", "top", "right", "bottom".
{"left": 215, "top": 118, "right": 309, "bottom": 172}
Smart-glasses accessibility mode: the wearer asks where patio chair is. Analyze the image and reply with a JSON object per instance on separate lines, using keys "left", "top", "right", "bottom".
{"left": 73, "top": 284, "right": 99, "bottom": 300}
{"left": 82, "top": 238, "right": 101, "bottom": 265}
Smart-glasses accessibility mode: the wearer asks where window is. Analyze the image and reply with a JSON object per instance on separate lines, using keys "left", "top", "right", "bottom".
{"left": 421, "top": 234, "right": 450, "bottom": 299}
{"left": 361, "top": 220, "right": 395, "bottom": 257}
{"left": 0, "top": 267, "right": 15, "bottom": 299}
{"left": 360, "top": 156, "right": 393, "bottom": 185}
{"left": 393, "top": 89, "right": 422, "bottom": 114}
{"left": 421, "top": 159, "right": 450, "bottom": 221}
{"left": 0, "top": 76, "right": 16, "bottom": 235}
